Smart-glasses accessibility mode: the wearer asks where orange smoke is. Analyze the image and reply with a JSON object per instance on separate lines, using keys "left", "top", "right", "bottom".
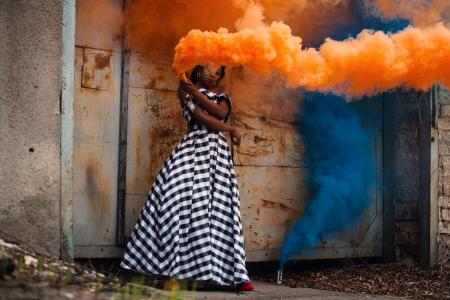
{"left": 254, "top": 0, "right": 357, "bottom": 45}
{"left": 125, "top": 0, "right": 242, "bottom": 60}
{"left": 125, "top": 0, "right": 360, "bottom": 59}
{"left": 173, "top": 20, "right": 450, "bottom": 98}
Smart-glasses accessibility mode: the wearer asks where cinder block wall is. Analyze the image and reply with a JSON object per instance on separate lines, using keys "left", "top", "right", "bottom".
{"left": 0, "top": 0, "right": 63, "bottom": 258}
{"left": 438, "top": 87, "right": 450, "bottom": 262}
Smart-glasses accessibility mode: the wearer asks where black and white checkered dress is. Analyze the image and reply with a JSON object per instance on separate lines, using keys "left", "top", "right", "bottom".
{"left": 120, "top": 88, "right": 250, "bottom": 286}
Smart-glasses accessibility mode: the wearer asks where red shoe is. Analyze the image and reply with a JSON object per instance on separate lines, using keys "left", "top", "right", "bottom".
{"left": 237, "top": 281, "right": 254, "bottom": 291}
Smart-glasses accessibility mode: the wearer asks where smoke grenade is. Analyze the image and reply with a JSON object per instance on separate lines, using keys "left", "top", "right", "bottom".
{"left": 276, "top": 269, "right": 283, "bottom": 285}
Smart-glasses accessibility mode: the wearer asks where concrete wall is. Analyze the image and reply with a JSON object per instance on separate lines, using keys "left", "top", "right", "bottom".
{"left": 437, "top": 87, "right": 450, "bottom": 263}
{"left": 0, "top": 0, "right": 63, "bottom": 258}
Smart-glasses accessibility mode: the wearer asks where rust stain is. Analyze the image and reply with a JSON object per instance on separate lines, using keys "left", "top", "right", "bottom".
{"left": 134, "top": 127, "right": 142, "bottom": 168}
{"left": 336, "top": 210, "right": 370, "bottom": 245}
{"left": 253, "top": 135, "right": 269, "bottom": 144}
{"left": 94, "top": 53, "right": 111, "bottom": 70}
{"left": 262, "top": 239, "right": 272, "bottom": 250}
{"left": 147, "top": 127, "right": 159, "bottom": 185}
{"left": 147, "top": 125, "right": 179, "bottom": 185}
{"left": 237, "top": 145, "right": 274, "bottom": 157}
{"left": 159, "top": 128, "right": 173, "bottom": 139}
{"left": 261, "top": 199, "right": 299, "bottom": 214}
{"left": 85, "top": 165, "right": 100, "bottom": 199}
{"left": 84, "top": 157, "right": 113, "bottom": 236}
{"left": 82, "top": 71, "right": 91, "bottom": 84}
{"left": 145, "top": 78, "right": 157, "bottom": 89}
{"left": 81, "top": 49, "right": 111, "bottom": 91}
{"left": 83, "top": 51, "right": 88, "bottom": 66}
{"left": 232, "top": 115, "right": 257, "bottom": 130}
{"left": 259, "top": 116, "right": 268, "bottom": 124}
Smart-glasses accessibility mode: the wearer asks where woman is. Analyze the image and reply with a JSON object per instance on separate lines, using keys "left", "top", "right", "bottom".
{"left": 120, "top": 64, "right": 254, "bottom": 291}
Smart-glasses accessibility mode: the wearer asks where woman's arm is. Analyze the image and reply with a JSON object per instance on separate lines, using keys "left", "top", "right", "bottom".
{"left": 181, "top": 82, "right": 230, "bottom": 120}
{"left": 191, "top": 106, "right": 241, "bottom": 145}
{"left": 177, "top": 85, "right": 188, "bottom": 107}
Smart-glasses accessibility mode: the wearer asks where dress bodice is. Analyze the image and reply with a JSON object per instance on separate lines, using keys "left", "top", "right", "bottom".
{"left": 182, "top": 88, "right": 232, "bottom": 130}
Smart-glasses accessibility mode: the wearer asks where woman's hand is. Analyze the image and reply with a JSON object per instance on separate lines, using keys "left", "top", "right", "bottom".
{"left": 230, "top": 128, "right": 241, "bottom": 146}
{"left": 180, "top": 80, "right": 198, "bottom": 95}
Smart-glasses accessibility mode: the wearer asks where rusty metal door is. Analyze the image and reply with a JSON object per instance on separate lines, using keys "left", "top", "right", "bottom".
{"left": 227, "top": 72, "right": 383, "bottom": 261}
{"left": 121, "top": 55, "right": 187, "bottom": 239}
{"left": 73, "top": 0, "right": 125, "bottom": 258}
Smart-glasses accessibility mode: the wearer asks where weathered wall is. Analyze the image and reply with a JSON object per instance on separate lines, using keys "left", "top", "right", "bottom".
{"left": 0, "top": 0, "right": 63, "bottom": 257}
{"left": 437, "top": 87, "right": 450, "bottom": 263}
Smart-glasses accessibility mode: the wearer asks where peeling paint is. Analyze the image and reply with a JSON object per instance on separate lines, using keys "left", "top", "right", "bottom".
{"left": 261, "top": 199, "right": 299, "bottom": 215}
{"left": 81, "top": 48, "right": 112, "bottom": 91}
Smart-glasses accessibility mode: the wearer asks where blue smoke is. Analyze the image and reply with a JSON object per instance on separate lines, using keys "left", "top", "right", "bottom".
{"left": 279, "top": 2, "right": 411, "bottom": 268}
{"left": 279, "top": 93, "right": 376, "bottom": 267}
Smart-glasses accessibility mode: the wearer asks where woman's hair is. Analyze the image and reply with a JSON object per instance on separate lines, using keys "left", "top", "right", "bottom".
{"left": 189, "top": 64, "right": 226, "bottom": 84}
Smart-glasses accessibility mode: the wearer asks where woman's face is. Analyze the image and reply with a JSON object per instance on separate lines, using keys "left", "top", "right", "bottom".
{"left": 198, "top": 64, "right": 223, "bottom": 88}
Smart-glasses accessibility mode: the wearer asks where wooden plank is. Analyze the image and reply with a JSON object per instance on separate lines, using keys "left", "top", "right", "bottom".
{"left": 383, "top": 92, "right": 396, "bottom": 262}
{"left": 430, "top": 86, "right": 439, "bottom": 266}
{"left": 418, "top": 86, "right": 439, "bottom": 266}
{"left": 352, "top": 96, "right": 384, "bottom": 256}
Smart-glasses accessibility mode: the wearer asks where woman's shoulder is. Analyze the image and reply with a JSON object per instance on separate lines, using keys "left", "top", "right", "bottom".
{"left": 198, "top": 88, "right": 217, "bottom": 98}
{"left": 217, "top": 92, "right": 232, "bottom": 108}
{"left": 216, "top": 91, "right": 231, "bottom": 100}
{"left": 198, "top": 88, "right": 231, "bottom": 101}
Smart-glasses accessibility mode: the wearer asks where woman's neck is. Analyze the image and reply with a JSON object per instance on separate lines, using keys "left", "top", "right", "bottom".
{"left": 196, "top": 81, "right": 212, "bottom": 90}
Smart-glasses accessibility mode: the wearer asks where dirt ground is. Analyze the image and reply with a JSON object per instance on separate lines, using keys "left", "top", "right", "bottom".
{"left": 1, "top": 239, "right": 449, "bottom": 299}
{"left": 252, "top": 259, "right": 450, "bottom": 299}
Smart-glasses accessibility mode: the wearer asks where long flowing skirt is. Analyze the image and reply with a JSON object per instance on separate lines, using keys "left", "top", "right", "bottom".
{"left": 120, "top": 129, "right": 250, "bottom": 285}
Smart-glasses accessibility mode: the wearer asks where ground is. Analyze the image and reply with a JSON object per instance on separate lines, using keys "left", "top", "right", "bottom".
{"left": 1, "top": 239, "right": 449, "bottom": 299}
{"left": 252, "top": 259, "right": 450, "bottom": 299}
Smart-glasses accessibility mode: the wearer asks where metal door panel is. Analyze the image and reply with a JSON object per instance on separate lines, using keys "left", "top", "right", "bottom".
{"left": 73, "top": 45, "right": 121, "bottom": 246}
{"left": 236, "top": 166, "right": 309, "bottom": 252}
{"left": 128, "top": 54, "right": 178, "bottom": 91}
{"left": 125, "top": 87, "right": 186, "bottom": 196}
{"left": 230, "top": 81, "right": 304, "bottom": 168}
{"left": 75, "top": 0, "right": 123, "bottom": 52}
{"left": 124, "top": 85, "right": 186, "bottom": 239}
{"left": 230, "top": 83, "right": 383, "bottom": 260}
